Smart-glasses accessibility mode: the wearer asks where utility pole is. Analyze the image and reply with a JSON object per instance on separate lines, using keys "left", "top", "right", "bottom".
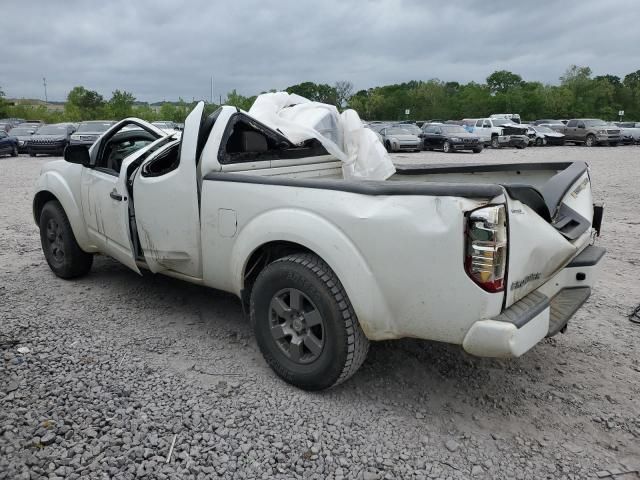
{"left": 42, "top": 77, "right": 48, "bottom": 103}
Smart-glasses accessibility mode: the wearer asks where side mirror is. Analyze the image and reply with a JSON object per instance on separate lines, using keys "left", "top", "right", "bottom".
{"left": 64, "top": 144, "right": 91, "bottom": 167}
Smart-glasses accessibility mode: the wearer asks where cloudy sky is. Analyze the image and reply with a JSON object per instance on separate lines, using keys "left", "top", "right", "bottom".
{"left": 3, "top": 0, "right": 640, "bottom": 102}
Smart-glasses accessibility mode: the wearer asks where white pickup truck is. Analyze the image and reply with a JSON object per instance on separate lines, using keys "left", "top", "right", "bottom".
{"left": 472, "top": 118, "right": 529, "bottom": 149}
{"left": 33, "top": 101, "right": 605, "bottom": 390}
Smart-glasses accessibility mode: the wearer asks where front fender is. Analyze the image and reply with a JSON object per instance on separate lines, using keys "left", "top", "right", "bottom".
{"left": 34, "top": 170, "right": 95, "bottom": 252}
{"left": 230, "top": 208, "right": 394, "bottom": 339}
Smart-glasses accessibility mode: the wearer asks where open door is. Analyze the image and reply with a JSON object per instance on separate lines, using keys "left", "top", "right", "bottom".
{"left": 131, "top": 102, "right": 205, "bottom": 278}
{"left": 81, "top": 119, "right": 166, "bottom": 274}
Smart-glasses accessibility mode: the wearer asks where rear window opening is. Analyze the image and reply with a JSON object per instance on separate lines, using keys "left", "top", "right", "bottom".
{"left": 219, "top": 114, "right": 328, "bottom": 164}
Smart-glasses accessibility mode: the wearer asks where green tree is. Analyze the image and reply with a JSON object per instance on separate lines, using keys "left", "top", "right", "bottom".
{"left": 225, "top": 90, "right": 255, "bottom": 111}
{"left": 486, "top": 70, "right": 524, "bottom": 94}
{"left": 334, "top": 80, "right": 354, "bottom": 109}
{"left": 108, "top": 90, "right": 135, "bottom": 119}
{"left": 0, "top": 86, "right": 7, "bottom": 117}
{"left": 286, "top": 82, "right": 338, "bottom": 105}
{"left": 65, "top": 86, "right": 105, "bottom": 120}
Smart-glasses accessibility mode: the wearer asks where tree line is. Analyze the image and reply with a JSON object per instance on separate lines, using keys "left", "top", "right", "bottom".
{"left": 1, "top": 65, "right": 640, "bottom": 124}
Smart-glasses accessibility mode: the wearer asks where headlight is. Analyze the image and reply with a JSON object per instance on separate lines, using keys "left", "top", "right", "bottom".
{"left": 597, "top": 129, "right": 607, "bottom": 135}
{"left": 19, "top": 140, "right": 25, "bottom": 146}
{"left": 450, "top": 137, "right": 461, "bottom": 142}
{"left": 71, "top": 134, "right": 80, "bottom": 140}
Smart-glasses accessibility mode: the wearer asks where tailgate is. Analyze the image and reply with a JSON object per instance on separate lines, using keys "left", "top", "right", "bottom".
{"left": 504, "top": 162, "right": 595, "bottom": 305}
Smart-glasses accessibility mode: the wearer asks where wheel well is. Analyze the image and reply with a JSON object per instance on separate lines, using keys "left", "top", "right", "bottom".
{"left": 33, "top": 191, "right": 58, "bottom": 226}
{"left": 241, "top": 241, "right": 313, "bottom": 311}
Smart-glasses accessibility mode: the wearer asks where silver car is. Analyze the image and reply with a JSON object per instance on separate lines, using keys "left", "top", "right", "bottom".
{"left": 379, "top": 126, "right": 421, "bottom": 152}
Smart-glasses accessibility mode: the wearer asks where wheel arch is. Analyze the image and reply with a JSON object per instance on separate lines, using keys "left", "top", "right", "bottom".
{"left": 33, "top": 171, "right": 93, "bottom": 251}
{"left": 230, "top": 210, "right": 393, "bottom": 339}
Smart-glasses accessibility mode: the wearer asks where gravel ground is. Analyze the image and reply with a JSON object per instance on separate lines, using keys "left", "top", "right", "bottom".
{"left": 1, "top": 146, "right": 639, "bottom": 480}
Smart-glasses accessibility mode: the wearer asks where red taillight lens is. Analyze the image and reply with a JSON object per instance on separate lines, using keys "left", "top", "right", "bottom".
{"left": 465, "top": 205, "right": 507, "bottom": 293}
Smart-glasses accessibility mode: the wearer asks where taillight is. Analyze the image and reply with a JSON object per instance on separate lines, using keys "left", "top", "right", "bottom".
{"left": 465, "top": 205, "right": 507, "bottom": 292}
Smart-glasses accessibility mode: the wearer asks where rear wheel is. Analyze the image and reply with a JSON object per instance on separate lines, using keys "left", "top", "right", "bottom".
{"left": 491, "top": 136, "right": 500, "bottom": 149}
{"left": 443, "top": 141, "right": 452, "bottom": 153}
{"left": 250, "top": 253, "right": 369, "bottom": 390}
{"left": 39, "top": 201, "right": 93, "bottom": 279}
{"left": 585, "top": 134, "right": 596, "bottom": 147}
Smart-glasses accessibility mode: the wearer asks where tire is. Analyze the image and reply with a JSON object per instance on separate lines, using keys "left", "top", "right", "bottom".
{"left": 250, "top": 253, "right": 369, "bottom": 390}
{"left": 610, "top": 142, "right": 618, "bottom": 147}
{"left": 443, "top": 141, "right": 452, "bottom": 153}
{"left": 535, "top": 138, "right": 544, "bottom": 146}
{"left": 585, "top": 134, "right": 596, "bottom": 147}
{"left": 11, "top": 145, "right": 18, "bottom": 157}
{"left": 516, "top": 144, "right": 526, "bottom": 149}
{"left": 472, "top": 146, "right": 483, "bottom": 153}
{"left": 29, "top": 151, "right": 36, "bottom": 157}
{"left": 384, "top": 141, "right": 392, "bottom": 153}
{"left": 491, "top": 136, "right": 500, "bottom": 149}
{"left": 39, "top": 201, "right": 93, "bottom": 279}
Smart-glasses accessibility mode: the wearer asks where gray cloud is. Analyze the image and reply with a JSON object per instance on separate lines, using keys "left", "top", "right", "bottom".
{"left": 2, "top": 0, "right": 640, "bottom": 102}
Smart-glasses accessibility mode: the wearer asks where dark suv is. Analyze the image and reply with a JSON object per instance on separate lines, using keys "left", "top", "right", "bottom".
{"left": 27, "top": 124, "right": 77, "bottom": 157}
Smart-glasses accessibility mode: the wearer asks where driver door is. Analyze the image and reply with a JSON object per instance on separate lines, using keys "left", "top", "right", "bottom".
{"left": 81, "top": 121, "right": 164, "bottom": 273}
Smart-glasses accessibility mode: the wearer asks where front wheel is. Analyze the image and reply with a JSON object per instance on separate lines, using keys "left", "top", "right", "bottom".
{"left": 250, "top": 253, "right": 369, "bottom": 390}
{"left": 535, "top": 138, "right": 544, "bottom": 146}
{"left": 11, "top": 146, "right": 18, "bottom": 157}
{"left": 39, "top": 201, "right": 93, "bottom": 279}
{"left": 472, "top": 146, "right": 483, "bottom": 153}
{"left": 443, "top": 141, "right": 452, "bottom": 153}
{"left": 491, "top": 136, "right": 500, "bottom": 149}
{"left": 29, "top": 151, "right": 36, "bottom": 157}
{"left": 585, "top": 134, "right": 596, "bottom": 147}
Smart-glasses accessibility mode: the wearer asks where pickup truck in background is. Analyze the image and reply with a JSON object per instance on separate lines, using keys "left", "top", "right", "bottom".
{"left": 561, "top": 119, "right": 621, "bottom": 146}
{"left": 33, "top": 100, "right": 605, "bottom": 390}
{"left": 472, "top": 118, "right": 529, "bottom": 149}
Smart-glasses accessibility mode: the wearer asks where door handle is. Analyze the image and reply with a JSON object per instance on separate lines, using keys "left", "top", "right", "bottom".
{"left": 110, "top": 190, "right": 123, "bottom": 201}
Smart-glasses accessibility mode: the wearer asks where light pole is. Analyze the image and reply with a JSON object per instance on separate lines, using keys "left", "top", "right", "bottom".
{"left": 42, "top": 77, "right": 48, "bottom": 103}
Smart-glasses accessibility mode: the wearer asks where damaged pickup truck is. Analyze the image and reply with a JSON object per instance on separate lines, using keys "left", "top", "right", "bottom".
{"left": 33, "top": 93, "right": 605, "bottom": 390}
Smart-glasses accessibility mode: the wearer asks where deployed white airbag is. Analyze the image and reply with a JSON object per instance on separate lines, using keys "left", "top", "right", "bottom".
{"left": 248, "top": 92, "right": 395, "bottom": 181}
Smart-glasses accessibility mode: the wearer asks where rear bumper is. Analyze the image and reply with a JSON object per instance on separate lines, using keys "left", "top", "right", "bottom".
{"left": 462, "top": 245, "right": 605, "bottom": 357}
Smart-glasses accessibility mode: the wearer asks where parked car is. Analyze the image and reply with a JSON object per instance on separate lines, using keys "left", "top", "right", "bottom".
{"left": 614, "top": 122, "right": 640, "bottom": 144}
{"left": 8, "top": 125, "right": 37, "bottom": 153}
{"left": 27, "top": 123, "right": 77, "bottom": 157}
{"left": 422, "top": 124, "right": 483, "bottom": 153}
{"left": 70, "top": 121, "right": 115, "bottom": 147}
{"left": 530, "top": 126, "right": 566, "bottom": 146}
{"left": 33, "top": 100, "right": 605, "bottom": 390}
{"left": 472, "top": 118, "right": 528, "bottom": 148}
{"left": 0, "top": 118, "right": 26, "bottom": 132}
{"left": 560, "top": 119, "right": 621, "bottom": 146}
{"left": 0, "top": 130, "right": 19, "bottom": 157}
{"left": 535, "top": 120, "right": 567, "bottom": 133}
{"left": 379, "top": 126, "right": 421, "bottom": 152}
